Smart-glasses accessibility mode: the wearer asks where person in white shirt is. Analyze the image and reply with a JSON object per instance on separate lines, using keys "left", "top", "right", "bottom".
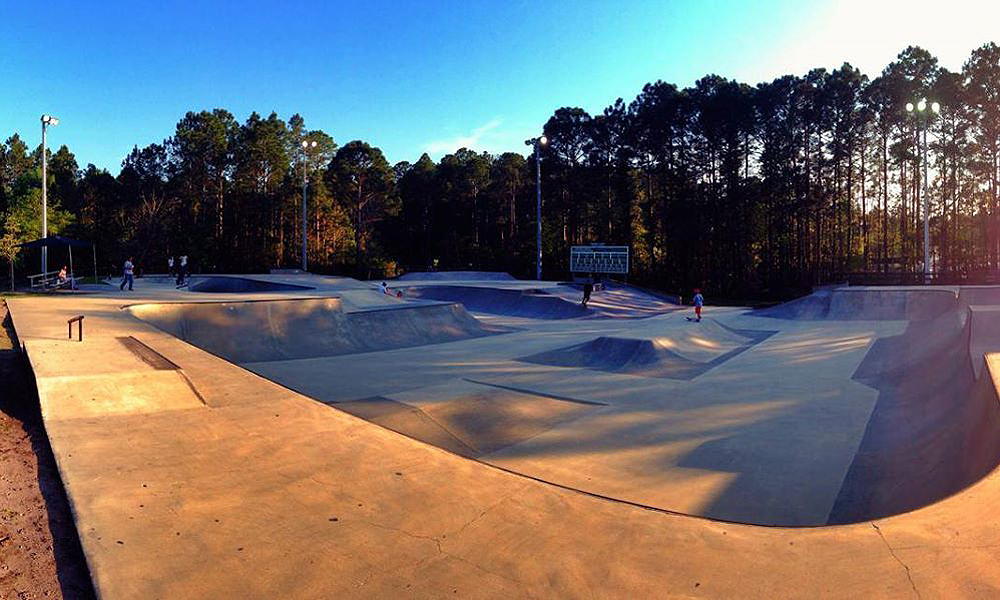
{"left": 120, "top": 257, "right": 134, "bottom": 291}
{"left": 176, "top": 255, "right": 188, "bottom": 286}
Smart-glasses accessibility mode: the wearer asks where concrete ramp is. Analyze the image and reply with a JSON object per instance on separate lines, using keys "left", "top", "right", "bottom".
{"left": 338, "top": 386, "right": 600, "bottom": 459}
{"left": 127, "top": 298, "right": 503, "bottom": 363}
{"left": 958, "top": 286, "right": 1000, "bottom": 310}
{"left": 756, "top": 289, "right": 833, "bottom": 319}
{"left": 967, "top": 305, "right": 1000, "bottom": 379}
{"left": 397, "top": 271, "right": 516, "bottom": 281}
{"left": 189, "top": 276, "right": 314, "bottom": 293}
{"left": 831, "top": 308, "right": 1000, "bottom": 523}
{"left": 518, "top": 320, "right": 762, "bottom": 379}
{"left": 760, "top": 288, "right": 956, "bottom": 321}
{"left": 405, "top": 285, "right": 590, "bottom": 319}
{"left": 826, "top": 288, "right": 956, "bottom": 320}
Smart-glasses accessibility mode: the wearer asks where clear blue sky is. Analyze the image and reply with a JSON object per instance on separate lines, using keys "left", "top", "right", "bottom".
{"left": 3, "top": 0, "right": 995, "bottom": 173}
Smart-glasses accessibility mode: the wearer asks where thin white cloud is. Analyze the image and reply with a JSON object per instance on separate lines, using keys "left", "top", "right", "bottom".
{"left": 424, "top": 118, "right": 503, "bottom": 155}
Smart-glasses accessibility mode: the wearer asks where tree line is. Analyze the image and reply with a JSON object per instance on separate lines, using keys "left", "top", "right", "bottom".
{"left": 1, "top": 43, "right": 998, "bottom": 298}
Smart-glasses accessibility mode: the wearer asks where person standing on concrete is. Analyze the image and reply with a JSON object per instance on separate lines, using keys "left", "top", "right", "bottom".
{"left": 582, "top": 279, "right": 594, "bottom": 307}
{"left": 167, "top": 255, "right": 175, "bottom": 278}
{"left": 692, "top": 288, "right": 704, "bottom": 322}
{"left": 176, "top": 255, "right": 188, "bottom": 286}
{"left": 120, "top": 257, "right": 134, "bottom": 291}
{"left": 380, "top": 281, "right": 389, "bottom": 295}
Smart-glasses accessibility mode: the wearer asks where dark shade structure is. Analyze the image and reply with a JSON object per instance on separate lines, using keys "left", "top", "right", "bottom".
{"left": 17, "top": 235, "right": 97, "bottom": 288}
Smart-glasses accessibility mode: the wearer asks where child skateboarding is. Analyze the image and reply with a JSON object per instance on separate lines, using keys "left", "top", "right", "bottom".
{"left": 691, "top": 288, "right": 704, "bottom": 322}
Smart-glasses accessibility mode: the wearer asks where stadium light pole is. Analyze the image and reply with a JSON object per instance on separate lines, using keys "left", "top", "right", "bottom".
{"left": 40, "top": 115, "right": 59, "bottom": 275}
{"left": 301, "top": 139, "right": 317, "bottom": 272}
{"left": 905, "top": 98, "right": 939, "bottom": 281}
{"left": 525, "top": 135, "right": 547, "bottom": 280}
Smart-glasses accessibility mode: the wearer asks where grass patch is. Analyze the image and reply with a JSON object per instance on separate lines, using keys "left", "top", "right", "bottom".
{"left": 0, "top": 508, "right": 20, "bottom": 521}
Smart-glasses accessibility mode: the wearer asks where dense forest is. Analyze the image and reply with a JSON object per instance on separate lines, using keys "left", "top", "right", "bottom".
{"left": 1, "top": 43, "right": 998, "bottom": 299}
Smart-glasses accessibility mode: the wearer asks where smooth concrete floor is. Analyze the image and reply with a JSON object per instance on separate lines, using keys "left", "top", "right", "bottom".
{"left": 245, "top": 309, "right": 902, "bottom": 526}
{"left": 7, "top": 275, "right": 1000, "bottom": 598}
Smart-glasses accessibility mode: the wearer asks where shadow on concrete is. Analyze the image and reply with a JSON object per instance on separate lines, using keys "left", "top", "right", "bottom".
{"left": 0, "top": 309, "right": 96, "bottom": 599}
{"left": 828, "top": 311, "right": 1000, "bottom": 523}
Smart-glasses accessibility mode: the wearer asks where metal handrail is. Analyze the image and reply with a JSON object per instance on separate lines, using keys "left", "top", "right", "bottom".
{"left": 68, "top": 315, "right": 84, "bottom": 341}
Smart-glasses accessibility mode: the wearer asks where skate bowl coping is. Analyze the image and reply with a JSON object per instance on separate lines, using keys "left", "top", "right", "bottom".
{"left": 126, "top": 297, "right": 505, "bottom": 363}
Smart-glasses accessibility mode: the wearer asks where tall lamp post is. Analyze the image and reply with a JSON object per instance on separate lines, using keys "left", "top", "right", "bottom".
{"left": 905, "top": 98, "right": 939, "bottom": 280}
{"left": 524, "top": 135, "right": 547, "bottom": 280}
{"left": 40, "top": 114, "right": 59, "bottom": 274}
{"left": 301, "top": 139, "right": 317, "bottom": 272}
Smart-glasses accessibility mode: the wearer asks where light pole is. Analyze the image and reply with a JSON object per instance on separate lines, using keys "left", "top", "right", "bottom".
{"left": 40, "top": 114, "right": 59, "bottom": 274}
{"left": 905, "top": 98, "right": 940, "bottom": 280}
{"left": 525, "top": 135, "right": 547, "bottom": 280}
{"left": 301, "top": 139, "right": 317, "bottom": 272}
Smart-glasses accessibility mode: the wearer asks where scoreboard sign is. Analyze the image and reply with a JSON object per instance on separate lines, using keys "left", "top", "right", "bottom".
{"left": 570, "top": 245, "right": 629, "bottom": 275}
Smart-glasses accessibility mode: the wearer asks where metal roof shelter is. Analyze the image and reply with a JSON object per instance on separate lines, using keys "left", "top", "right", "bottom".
{"left": 17, "top": 235, "right": 97, "bottom": 290}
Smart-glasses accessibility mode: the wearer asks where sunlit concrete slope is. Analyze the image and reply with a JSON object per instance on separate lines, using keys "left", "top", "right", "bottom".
{"left": 127, "top": 298, "right": 504, "bottom": 362}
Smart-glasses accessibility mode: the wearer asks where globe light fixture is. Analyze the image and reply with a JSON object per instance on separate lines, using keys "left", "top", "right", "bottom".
{"left": 917, "top": 98, "right": 927, "bottom": 111}
{"left": 931, "top": 101, "right": 940, "bottom": 114}
{"left": 906, "top": 102, "right": 914, "bottom": 112}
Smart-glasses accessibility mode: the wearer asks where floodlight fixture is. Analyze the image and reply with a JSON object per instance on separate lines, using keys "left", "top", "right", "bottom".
{"left": 524, "top": 135, "right": 546, "bottom": 280}
{"left": 39, "top": 114, "right": 60, "bottom": 274}
{"left": 905, "top": 96, "right": 941, "bottom": 279}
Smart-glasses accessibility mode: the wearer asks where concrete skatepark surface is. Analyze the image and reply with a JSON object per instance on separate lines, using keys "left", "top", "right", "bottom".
{"left": 188, "top": 275, "right": 315, "bottom": 293}
{"left": 127, "top": 297, "right": 506, "bottom": 363}
{"left": 396, "top": 270, "right": 517, "bottom": 281}
{"left": 7, "top": 273, "right": 1000, "bottom": 597}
